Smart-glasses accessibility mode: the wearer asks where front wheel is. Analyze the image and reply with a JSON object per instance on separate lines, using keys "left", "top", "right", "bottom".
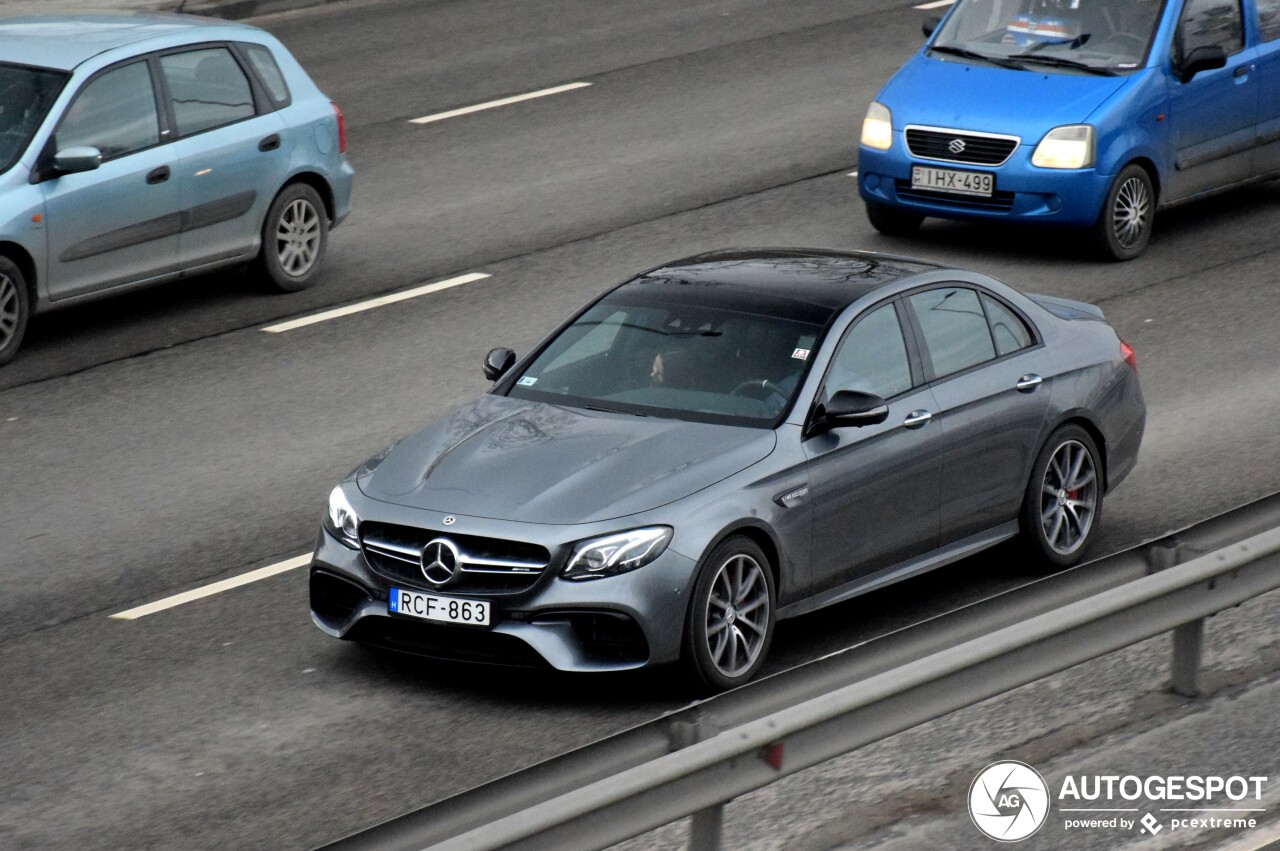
{"left": 1093, "top": 164, "right": 1154, "bottom": 261}
{"left": 254, "top": 183, "right": 329, "bottom": 292}
{"left": 0, "top": 256, "right": 31, "bottom": 366}
{"left": 1019, "top": 425, "right": 1103, "bottom": 569}
{"left": 682, "top": 537, "right": 776, "bottom": 693}
{"left": 865, "top": 200, "right": 924, "bottom": 236}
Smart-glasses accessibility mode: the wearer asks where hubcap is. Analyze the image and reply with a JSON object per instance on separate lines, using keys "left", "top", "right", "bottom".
{"left": 0, "top": 273, "right": 18, "bottom": 351}
{"left": 1112, "top": 176, "right": 1151, "bottom": 248}
{"left": 1040, "top": 439, "right": 1098, "bottom": 556}
{"left": 275, "top": 198, "right": 321, "bottom": 277}
{"left": 704, "top": 553, "right": 770, "bottom": 678}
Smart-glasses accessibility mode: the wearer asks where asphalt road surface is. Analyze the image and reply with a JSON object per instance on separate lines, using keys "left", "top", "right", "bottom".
{"left": 2, "top": 1, "right": 1279, "bottom": 848}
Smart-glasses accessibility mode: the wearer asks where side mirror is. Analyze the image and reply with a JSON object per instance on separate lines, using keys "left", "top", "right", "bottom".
{"left": 53, "top": 146, "right": 103, "bottom": 176}
{"left": 922, "top": 16, "right": 941, "bottom": 38}
{"left": 809, "top": 389, "right": 889, "bottom": 436}
{"left": 483, "top": 347, "right": 516, "bottom": 382}
{"left": 1179, "top": 44, "right": 1226, "bottom": 82}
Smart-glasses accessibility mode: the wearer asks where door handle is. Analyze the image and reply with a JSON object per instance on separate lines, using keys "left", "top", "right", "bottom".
{"left": 1016, "top": 373, "right": 1043, "bottom": 392}
{"left": 1234, "top": 64, "right": 1250, "bottom": 78}
{"left": 903, "top": 409, "right": 933, "bottom": 429}
{"left": 146, "top": 166, "right": 170, "bottom": 185}
{"left": 259, "top": 134, "right": 281, "bottom": 152}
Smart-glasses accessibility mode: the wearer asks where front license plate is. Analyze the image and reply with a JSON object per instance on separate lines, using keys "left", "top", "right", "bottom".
{"left": 389, "top": 587, "right": 491, "bottom": 626}
{"left": 911, "top": 165, "right": 994, "bottom": 197}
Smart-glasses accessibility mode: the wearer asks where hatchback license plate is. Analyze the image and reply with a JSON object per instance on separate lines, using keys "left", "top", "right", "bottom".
{"left": 389, "top": 587, "right": 490, "bottom": 626}
{"left": 911, "top": 166, "right": 994, "bottom": 197}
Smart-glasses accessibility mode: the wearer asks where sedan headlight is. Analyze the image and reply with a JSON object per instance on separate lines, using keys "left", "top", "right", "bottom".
{"left": 860, "top": 102, "right": 893, "bottom": 150}
{"left": 1031, "top": 124, "right": 1095, "bottom": 169}
{"left": 562, "top": 527, "right": 674, "bottom": 581}
{"left": 324, "top": 485, "right": 361, "bottom": 548}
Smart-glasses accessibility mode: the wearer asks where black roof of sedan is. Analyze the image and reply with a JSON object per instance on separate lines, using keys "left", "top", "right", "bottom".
{"left": 619, "top": 249, "right": 945, "bottom": 325}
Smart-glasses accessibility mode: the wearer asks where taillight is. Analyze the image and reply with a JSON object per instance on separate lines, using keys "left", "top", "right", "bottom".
{"left": 1120, "top": 339, "right": 1137, "bottom": 370}
{"left": 331, "top": 102, "right": 346, "bottom": 154}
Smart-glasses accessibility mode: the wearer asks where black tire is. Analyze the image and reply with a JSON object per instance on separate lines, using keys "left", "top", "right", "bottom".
{"left": 1093, "top": 164, "right": 1155, "bottom": 261}
{"left": 682, "top": 536, "right": 776, "bottom": 693}
{"left": 1019, "top": 424, "right": 1104, "bottom": 569}
{"left": 0, "top": 256, "right": 31, "bottom": 367}
{"left": 865, "top": 200, "right": 924, "bottom": 236}
{"left": 254, "top": 182, "right": 329, "bottom": 292}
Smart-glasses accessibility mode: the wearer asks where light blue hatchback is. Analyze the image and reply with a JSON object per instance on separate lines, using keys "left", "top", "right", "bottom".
{"left": 0, "top": 14, "right": 353, "bottom": 363}
{"left": 858, "top": 0, "right": 1280, "bottom": 260}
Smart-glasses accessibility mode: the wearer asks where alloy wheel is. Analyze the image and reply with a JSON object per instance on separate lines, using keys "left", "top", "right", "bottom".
{"left": 0, "top": 273, "right": 18, "bottom": 351}
{"left": 276, "top": 198, "right": 322, "bottom": 277}
{"left": 703, "top": 553, "right": 770, "bottom": 678}
{"left": 1111, "top": 175, "right": 1151, "bottom": 249}
{"left": 1039, "top": 439, "right": 1098, "bottom": 556}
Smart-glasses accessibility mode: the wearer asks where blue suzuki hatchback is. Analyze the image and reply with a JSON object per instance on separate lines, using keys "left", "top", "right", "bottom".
{"left": 858, "top": 0, "right": 1279, "bottom": 260}
{"left": 0, "top": 15, "right": 353, "bottom": 364}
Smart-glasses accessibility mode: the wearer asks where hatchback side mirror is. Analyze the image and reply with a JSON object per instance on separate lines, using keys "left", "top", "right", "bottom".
{"left": 53, "top": 146, "right": 103, "bottom": 175}
{"left": 483, "top": 347, "right": 516, "bottom": 381}
{"left": 1179, "top": 44, "right": 1227, "bottom": 82}
{"left": 808, "top": 389, "right": 889, "bottom": 436}
{"left": 922, "top": 16, "right": 941, "bottom": 38}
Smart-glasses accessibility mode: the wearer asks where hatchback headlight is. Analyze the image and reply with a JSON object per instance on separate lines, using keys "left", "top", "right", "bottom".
{"left": 860, "top": 102, "right": 893, "bottom": 151}
{"left": 1031, "top": 125, "right": 1095, "bottom": 169}
{"left": 562, "top": 527, "right": 674, "bottom": 581}
{"left": 324, "top": 485, "right": 361, "bottom": 548}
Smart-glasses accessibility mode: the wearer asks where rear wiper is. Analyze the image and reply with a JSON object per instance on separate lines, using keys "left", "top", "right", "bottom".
{"left": 1007, "top": 54, "right": 1118, "bottom": 76}
{"left": 929, "top": 44, "right": 1027, "bottom": 71}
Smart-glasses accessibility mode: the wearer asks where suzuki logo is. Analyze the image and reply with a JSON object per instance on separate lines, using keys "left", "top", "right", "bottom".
{"left": 420, "top": 538, "right": 461, "bottom": 587}
{"left": 948, "top": 138, "right": 967, "bottom": 155}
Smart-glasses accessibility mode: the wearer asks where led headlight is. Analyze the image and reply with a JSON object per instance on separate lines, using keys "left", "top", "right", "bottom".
{"left": 324, "top": 485, "right": 361, "bottom": 548}
{"left": 1031, "top": 124, "right": 1095, "bottom": 169}
{"left": 562, "top": 527, "right": 674, "bottom": 581}
{"left": 860, "top": 102, "right": 893, "bottom": 151}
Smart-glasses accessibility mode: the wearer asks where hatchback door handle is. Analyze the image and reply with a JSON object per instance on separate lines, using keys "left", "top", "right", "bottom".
{"left": 259, "top": 134, "right": 281, "bottom": 152}
{"left": 146, "top": 166, "right": 170, "bottom": 185}
{"left": 1016, "top": 373, "right": 1043, "bottom": 392}
{"left": 903, "top": 409, "right": 933, "bottom": 429}
{"left": 1234, "top": 64, "right": 1250, "bottom": 78}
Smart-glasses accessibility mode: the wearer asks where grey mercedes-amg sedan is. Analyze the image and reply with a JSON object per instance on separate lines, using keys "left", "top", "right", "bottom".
{"left": 310, "top": 249, "right": 1145, "bottom": 691}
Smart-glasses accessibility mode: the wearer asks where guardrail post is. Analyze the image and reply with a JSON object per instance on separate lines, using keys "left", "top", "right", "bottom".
{"left": 668, "top": 712, "right": 726, "bottom": 850}
{"left": 1171, "top": 618, "right": 1205, "bottom": 697}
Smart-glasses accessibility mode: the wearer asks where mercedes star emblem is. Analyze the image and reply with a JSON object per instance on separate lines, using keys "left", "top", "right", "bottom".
{"left": 442, "top": 515, "right": 456, "bottom": 525}
{"left": 420, "top": 538, "right": 461, "bottom": 586}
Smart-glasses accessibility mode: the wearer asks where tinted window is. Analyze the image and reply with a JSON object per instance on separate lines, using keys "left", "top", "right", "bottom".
{"left": 160, "top": 48, "right": 255, "bottom": 136}
{"left": 0, "top": 63, "right": 67, "bottom": 173}
{"left": 242, "top": 43, "right": 290, "bottom": 106}
{"left": 57, "top": 62, "right": 159, "bottom": 158}
{"left": 909, "top": 287, "right": 996, "bottom": 378}
{"left": 981, "top": 293, "right": 1034, "bottom": 356}
{"left": 1258, "top": 0, "right": 1280, "bottom": 41}
{"left": 1179, "top": 0, "right": 1243, "bottom": 55}
{"left": 825, "top": 303, "right": 913, "bottom": 399}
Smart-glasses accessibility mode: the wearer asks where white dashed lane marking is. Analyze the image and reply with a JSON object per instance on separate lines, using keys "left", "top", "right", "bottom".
{"left": 262, "top": 272, "right": 490, "bottom": 332}
{"left": 409, "top": 82, "right": 592, "bottom": 125}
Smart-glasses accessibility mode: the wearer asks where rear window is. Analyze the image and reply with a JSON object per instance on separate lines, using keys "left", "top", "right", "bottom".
{"left": 159, "top": 47, "right": 256, "bottom": 136}
{"left": 909, "top": 287, "right": 996, "bottom": 379}
{"left": 241, "top": 43, "right": 291, "bottom": 107}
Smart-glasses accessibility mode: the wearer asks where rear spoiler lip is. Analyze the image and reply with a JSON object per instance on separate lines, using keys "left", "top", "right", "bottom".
{"left": 1027, "top": 293, "right": 1107, "bottom": 321}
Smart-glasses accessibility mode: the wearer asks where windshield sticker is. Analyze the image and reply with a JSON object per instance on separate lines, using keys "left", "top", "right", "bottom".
{"left": 517, "top": 376, "right": 538, "bottom": 386}
{"left": 791, "top": 348, "right": 811, "bottom": 361}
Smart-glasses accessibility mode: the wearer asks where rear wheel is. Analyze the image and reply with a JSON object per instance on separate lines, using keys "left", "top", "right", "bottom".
{"left": 1019, "top": 425, "right": 1103, "bottom": 568}
{"left": 866, "top": 200, "right": 924, "bottom": 236}
{"left": 254, "top": 183, "right": 329, "bottom": 292}
{"left": 1093, "top": 164, "right": 1154, "bottom": 261}
{"left": 0, "top": 257, "right": 30, "bottom": 366}
{"left": 682, "top": 536, "right": 776, "bottom": 693}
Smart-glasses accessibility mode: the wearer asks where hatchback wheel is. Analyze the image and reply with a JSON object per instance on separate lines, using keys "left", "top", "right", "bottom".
{"left": 1020, "top": 425, "right": 1103, "bottom": 568}
{"left": 865, "top": 200, "right": 924, "bottom": 236}
{"left": 1094, "top": 164, "right": 1154, "bottom": 261}
{"left": 683, "top": 536, "right": 776, "bottom": 693}
{"left": 255, "top": 183, "right": 329, "bottom": 292}
{"left": 0, "top": 257, "right": 30, "bottom": 366}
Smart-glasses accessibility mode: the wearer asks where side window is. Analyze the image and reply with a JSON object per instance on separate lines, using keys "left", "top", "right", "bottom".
{"left": 981, "top": 293, "right": 1034, "bottom": 357}
{"left": 825, "top": 303, "right": 913, "bottom": 400}
{"left": 908, "top": 287, "right": 996, "bottom": 378}
{"left": 160, "top": 47, "right": 256, "bottom": 136}
{"left": 1179, "top": 0, "right": 1244, "bottom": 56}
{"left": 56, "top": 62, "right": 160, "bottom": 158}
{"left": 1259, "top": 0, "right": 1280, "bottom": 41}
{"left": 241, "top": 43, "right": 291, "bottom": 107}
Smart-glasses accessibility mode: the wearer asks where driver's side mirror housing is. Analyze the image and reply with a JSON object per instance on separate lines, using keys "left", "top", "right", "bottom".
{"left": 1179, "top": 44, "right": 1227, "bottom": 82}
{"left": 922, "top": 16, "right": 941, "bottom": 38}
{"left": 807, "top": 389, "right": 890, "bottom": 436}
{"left": 52, "top": 146, "right": 103, "bottom": 176}
{"left": 483, "top": 347, "right": 517, "bottom": 382}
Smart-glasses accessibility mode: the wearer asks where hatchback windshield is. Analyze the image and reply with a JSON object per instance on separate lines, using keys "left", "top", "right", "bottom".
{"left": 506, "top": 292, "right": 825, "bottom": 427}
{"left": 933, "top": 0, "right": 1167, "bottom": 72}
{"left": 0, "top": 63, "right": 67, "bottom": 174}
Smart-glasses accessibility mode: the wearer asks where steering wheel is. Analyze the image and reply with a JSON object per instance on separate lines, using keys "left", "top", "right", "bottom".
{"left": 729, "top": 378, "right": 788, "bottom": 408}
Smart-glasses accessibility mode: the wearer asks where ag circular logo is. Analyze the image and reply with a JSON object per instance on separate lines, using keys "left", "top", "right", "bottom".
{"left": 969, "top": 761, "right": 1050, "bottom": 842}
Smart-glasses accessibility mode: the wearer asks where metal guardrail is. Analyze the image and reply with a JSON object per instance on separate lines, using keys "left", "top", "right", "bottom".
{"left": 320, "top": 493, "right": 1280, "bottom": 851}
